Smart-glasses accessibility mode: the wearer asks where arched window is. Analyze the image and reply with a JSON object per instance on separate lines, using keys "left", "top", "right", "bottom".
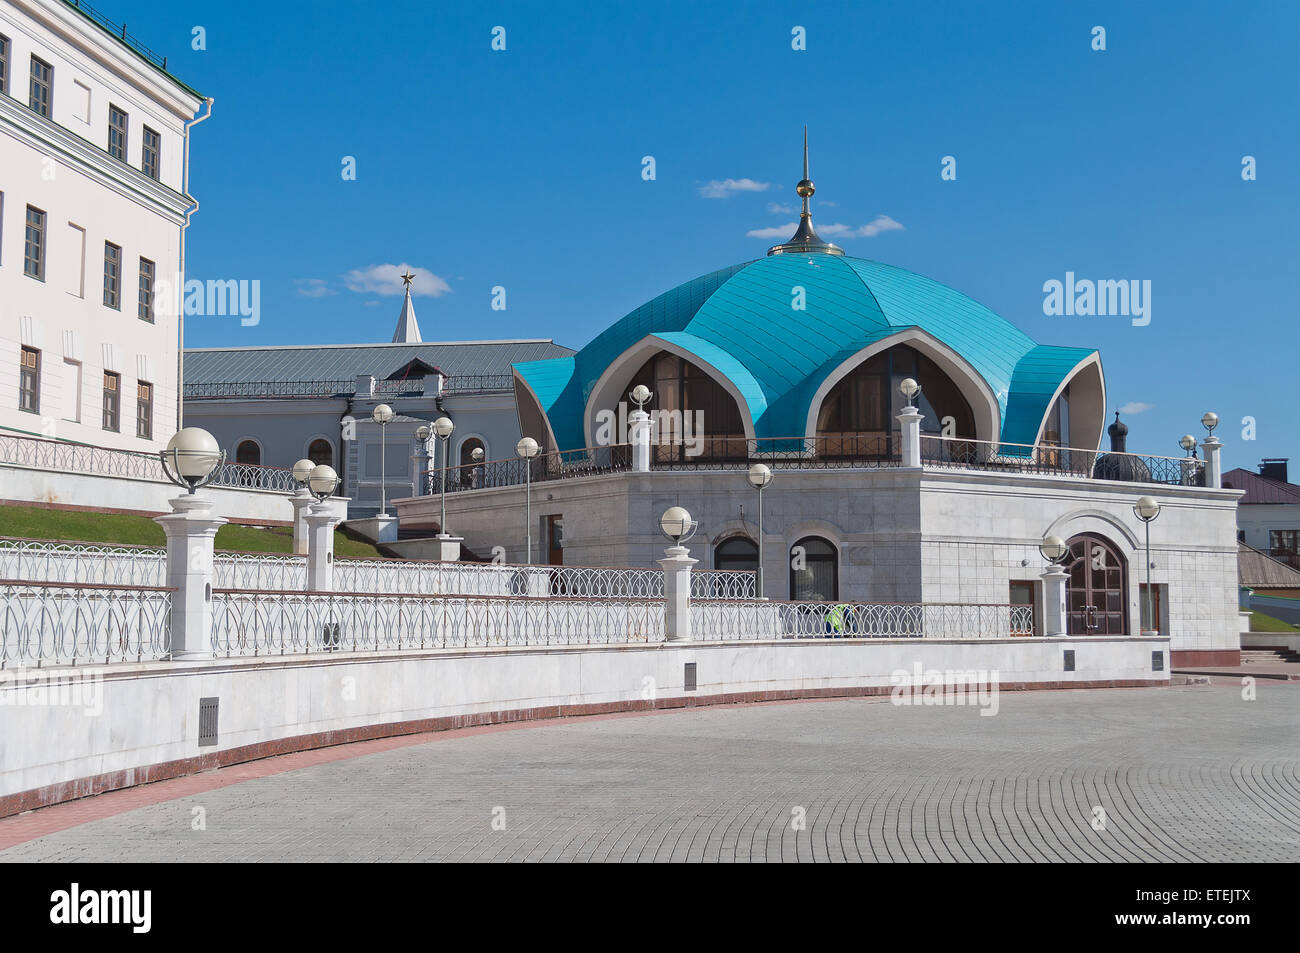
{"left": 1064, "top": 533, "right": 1128, "bottom": 635}
{"left": 815, "top": 344, "right": 975, "bottom": 457}
{"left": 626, "top": 350, "right": 746, "bottom": 462}
{"left": 459, "top": 437, "right": 486, "bottom": 488}
{"left": 307, "top": 438, "right": 332, "bottom": 467}
{"left": 235, "top": 440, "right": 261, "bottom": 466}
{"left": 714, "top": 535, "right": 758, "bottom": 573}
{"left": 790, "top": 536, "right": 838, "bottom": 601}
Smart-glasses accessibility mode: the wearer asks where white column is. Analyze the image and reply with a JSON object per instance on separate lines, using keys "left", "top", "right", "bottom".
{"left": 306, "top": 501, "right": 343, "bottom": 591}
{"left": 658, "top": 544, "right": 698, "bottom": 642}
{"left": 897, "top": 406, "right": 923, "bottom": 468}
{"left": 1202, "top": 436, "right": 1223, "bottom": 489}
{"left": 289, "top": 487, "right": 314, "bottom": 556}
{"left": 154, "top": 494, "right": 227, "bottom": 660}
{"left": 1041, "top": 565, "right": 1068, "bottom": 638}
{"left": 630, "top": 409, "right": 652, "bottom": 472}
{"left": 1180, "top": 456, "right": 1198, "bottom": 487}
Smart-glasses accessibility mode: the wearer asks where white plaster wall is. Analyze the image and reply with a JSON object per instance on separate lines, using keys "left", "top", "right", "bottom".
{"left": 0, "top": 635, "right": 1169, "bottom": 799}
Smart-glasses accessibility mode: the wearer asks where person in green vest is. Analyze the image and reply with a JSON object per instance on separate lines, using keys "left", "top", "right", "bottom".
{"left": 826, "top": 602, "right": 851, "bottom": 636}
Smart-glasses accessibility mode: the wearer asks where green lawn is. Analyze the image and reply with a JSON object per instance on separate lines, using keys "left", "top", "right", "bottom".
{"left": 0, "top": 505, "right": 384, "bottom": 558}
{"left": 1248, "top": 609, "right": 1300, "bottom": 633}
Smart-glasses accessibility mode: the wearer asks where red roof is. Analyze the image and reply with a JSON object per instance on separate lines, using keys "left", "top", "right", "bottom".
{"left": 1222, "top": 468, "right": 1300, "bottom": 505}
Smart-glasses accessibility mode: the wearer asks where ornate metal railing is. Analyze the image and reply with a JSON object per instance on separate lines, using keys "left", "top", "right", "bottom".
{"left": 655, "top": 434, "right": 900, "bottom": 471}
{"left": 919, "top": 435, "right": 1206, "bottom": 486}
{"left": 183, "top": 379, "right": 354, "bottom": 400}
{"left": 691, "top": 601, "right": 1036, "bottom": 640}
{"left": 0, "top": 430, "right": 300, "bottom": 493}
{"left": 442, "top": 374, "right": 515, "bottom": 394}
{"left": 372, "top": 378, "right": 427, "bottom": 396}
{"left": 425, "top": 445, "right": 634, "bottom": 494}
{"left": 210, "top": 590, "right": 666, "bottom": 656}
{"left": 0, "top": 580, "right": 173, "bottom": 666}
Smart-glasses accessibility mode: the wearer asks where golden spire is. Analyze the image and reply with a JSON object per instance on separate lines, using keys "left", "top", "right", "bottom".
{"left": 768, "top": 126, "right": 843, "bottom": 256}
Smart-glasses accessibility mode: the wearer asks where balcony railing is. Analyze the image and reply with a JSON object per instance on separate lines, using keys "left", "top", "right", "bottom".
{"left": 426, "top": 444, "right": 634, "bottom": 494}
{"left": 919, "top": 435, "right": 1206, "bottom": 486}
{"left": 691, "top": 601, "right": 1036, "bottom": 640}
{"left": 184, "top": 374, "right": 516, "bottom": 401}
{"left": 0, "top": 579, "right": 173, "bottom": 666}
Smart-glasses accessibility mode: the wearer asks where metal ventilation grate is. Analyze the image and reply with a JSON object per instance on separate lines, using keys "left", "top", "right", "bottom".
{"left": 1063, "top": 650, "right": 1075, "bottom": 672}
{"left": 198, "top": 697, "right": 219, "bottom": 746}
{"left": 684, "top": 662, "right": 697, "bottom": 692}
{"left": 1152, "top": 651, "right": 1164, "bottom": 672}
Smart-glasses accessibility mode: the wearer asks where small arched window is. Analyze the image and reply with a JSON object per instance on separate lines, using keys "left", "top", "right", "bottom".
{"left": 307, "top": 438, "right": 332, "bottom": 467}
{"left": 235, "top": 440, "right": 261, "bottom": 466}
{"left": 459, "top": 438, "right": 486, "bottom": 487}
{"left": 714, "top": 535, "right": 758, "bottom": 573}
{"left": 790, "top": 536, "right": 838, "bottom": 601}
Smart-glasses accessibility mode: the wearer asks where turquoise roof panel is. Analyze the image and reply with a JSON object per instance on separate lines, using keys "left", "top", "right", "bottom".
{"left": 512, "top": 253, "right": 1100, "bottom": 452}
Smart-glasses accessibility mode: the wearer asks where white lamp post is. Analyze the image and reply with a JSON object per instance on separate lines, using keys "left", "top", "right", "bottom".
{"left": 747, "top": 463, "right": 772, "bottom": 597}
{"left": 658, "top": 506, "right": 699, "bottom": 642}
{"left": 372, "top": 403, "right": 394, "bottom": 516}
{"left": 289, "top": 458, "right": 316, "bottom": 556}
{"left": 1133, "top": 496, "right": 1161, "bottom": 635}
{"left": 304, "top": 464, "right": 341, "bottom": 592}
{"left": 415, "top": 424, "right": 432, "bottom": 495}
{"left": 516, "top": 436, "right": 540, "bottom": 564}
{"left": 434, "top": 416, "right": 455, "bottom": 537}
{"left": 155, "top": 428, "right": 227, "bottom": 658}
{"left": 629, "top": 384, "right": 653, "bottom": 472}
{"left": 897, "top": 377, "right": 923, "bottom": 467}
{"left": 1038, "top": 534, "right": 1069, "bottom": 639}
{"left": 1200, "top": 411, "right": 1222, "bottom": 489}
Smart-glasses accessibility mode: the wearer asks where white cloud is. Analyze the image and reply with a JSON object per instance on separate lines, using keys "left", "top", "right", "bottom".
{"left": 699, "top": 178, "right": 771, "bottom": 199}
{"left": 746, "top": 215, "right": 905, "bottom": 241}
{"left": 342, "top": 263, "right": 452, "bottom": 297}
{"left": 746, "top": 223, "right": 798, "bottom": 239}
{"left": 294, "top": 278, "right": 336, "bottom": 298}
{"left": 767, "top": 202, "right": 795, "bottom": 214}
{"left": 1118, "top": 401, "right": 1153, "bottom": 415}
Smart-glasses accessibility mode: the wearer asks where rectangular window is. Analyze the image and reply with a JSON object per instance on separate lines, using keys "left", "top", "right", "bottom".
{"left": 136, "top": 380, "right": 153, "bottom": 440}
{"left": 0, "top": 35, "right": 10, "bottom": 96}
{"left": 24, "top": 205, "right": 46, "bottom": 279}
{"left": 103, "top": 241, "right": 121, "bottom": 309}
{"left": 1009, "top": 581, "right": 1038, "bottom": 636}
{"left": 19, "top": 347, "right": 40, "bottom": 414}
{"left": 108, "top": 104, "right": 128, "bottom": 161}
{"left": 142, "top": 126, "right": 161, "bottom": 180}
{"left": 102, "top": 371, "right": 120, "bottom": 432}
{"left": 1270, "top": 530, "right": 1300, "bottom": 555}
{"left": 138, "top": 257, "right": 155, "bottom": 322}
{"left": 29, "top": 56, "right": 52, "bottom": 117}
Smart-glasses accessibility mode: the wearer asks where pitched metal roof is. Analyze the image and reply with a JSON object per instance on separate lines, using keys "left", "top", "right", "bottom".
{"left": 1239, "top": 542, "right": 1300, "bottom": 589}
{"left": 185, "top": 339, "right": 574, "bottom": 385}
{"left": 1222, "top": 468, "right": 1300, "bottom": 505}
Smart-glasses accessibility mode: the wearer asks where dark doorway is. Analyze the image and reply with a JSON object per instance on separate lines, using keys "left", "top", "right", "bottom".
{"left": 1065, "top": 533, "right": 1128, "bottom": 635}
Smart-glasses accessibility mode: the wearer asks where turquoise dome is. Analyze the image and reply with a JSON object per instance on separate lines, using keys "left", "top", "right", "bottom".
{"left": 514, "top": 252, "right": 1097, "bottom": 453}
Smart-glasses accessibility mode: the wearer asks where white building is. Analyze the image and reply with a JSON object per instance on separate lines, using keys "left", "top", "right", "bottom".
{"left": 0, "top": 0, "right": 208, "bottom": 452}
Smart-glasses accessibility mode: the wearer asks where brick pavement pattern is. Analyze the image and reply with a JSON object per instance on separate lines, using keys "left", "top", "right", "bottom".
{"left": 3, "top": 682, "right": 1297, "bottom": 862}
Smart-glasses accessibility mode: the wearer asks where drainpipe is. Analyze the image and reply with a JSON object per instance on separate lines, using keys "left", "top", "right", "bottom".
{"left": 177, "top": 97, "right": 215, "bottom": 432}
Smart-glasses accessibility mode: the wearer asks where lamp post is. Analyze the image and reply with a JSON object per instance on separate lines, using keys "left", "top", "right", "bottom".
{"left": 897, "top": 377, "right": 923, "bottom": 467}
{"left": 1200, "top": 411, "right": 1222, "bottom": 489}
{"left": 747, "top": 463, "right": 772, "bottom": 597}
{"left": 1038, "top": 534, "right": 1070, "bottom": 639}
{"left": 516, "top": 436, "right": 540, "bottom": 563}
{"left": 415, "top": 424, "right": 432, "bottom": 495}
{"left": 304, "top": 464, "right": 341, "bottom": 592}
{"left": 658, "top": 506, "right": 699, "bottom": 642}
{"left": 470, "top": 446, "right": 484, "bottom": 488}
{"left": 434, "top": 416, "right": 455, "bottom": 537}
{"left": 629, "top": 384, "right": 652, "bottom": 472}
{"left": 372, "top": 403, "right": 394, "bottom": 516}
{"left": 1178, "top": 433, "right": 1198, "bottom": 486}
{"left": 159, "top": 427, "right": 225, "bottom": 493}
{"left": 1133, "top": 495, "right": 1161, "bottom": 635}
{"left": 289, "top": 458, "right": 317, "bottom": 555}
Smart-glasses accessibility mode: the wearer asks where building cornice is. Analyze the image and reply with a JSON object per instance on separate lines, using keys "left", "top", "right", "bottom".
{"left": 0, "top": 94, "right": 192, "bottom": 222}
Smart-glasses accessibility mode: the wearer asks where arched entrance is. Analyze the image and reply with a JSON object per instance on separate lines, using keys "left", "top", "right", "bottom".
{"left": 1064, "top": 533, "right": 1128, "bottom": 635}
{"left": 626, "top": 350, "right": 747, "bottom": 462}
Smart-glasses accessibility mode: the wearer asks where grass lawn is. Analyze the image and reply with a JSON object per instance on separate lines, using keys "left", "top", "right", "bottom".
{"left": 0, "top": 505, "right": 384, "bottom": 558}
{"left": 1248, "top": 609, "right": 1299, "bottom": 633}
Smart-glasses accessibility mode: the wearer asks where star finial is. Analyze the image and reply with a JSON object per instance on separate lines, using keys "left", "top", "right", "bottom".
{"left": 400, "top": 271, "right": 415, "bottom": 289}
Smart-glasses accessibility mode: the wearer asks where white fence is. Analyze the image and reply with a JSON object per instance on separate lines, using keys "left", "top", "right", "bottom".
{"left": 691, "top": 601, "right": 1036, "bottom": 640}
{"left": 210, "top": 590, "right": 665, "bottom": 656}
{"left": 0, "top": 581, "right": 173, "bottom": 666}
{"left": 0, "top": 540, "right": 755, "bottom": 600}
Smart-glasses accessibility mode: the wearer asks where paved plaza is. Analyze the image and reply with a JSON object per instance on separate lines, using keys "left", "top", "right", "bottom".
{"left": 2, "top": 682, "right": 1297, "bottom": 863}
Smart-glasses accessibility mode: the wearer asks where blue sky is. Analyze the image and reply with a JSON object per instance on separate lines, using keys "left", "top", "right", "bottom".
{"left": 118, "top": 0, "right": 1297, "bottom": 468}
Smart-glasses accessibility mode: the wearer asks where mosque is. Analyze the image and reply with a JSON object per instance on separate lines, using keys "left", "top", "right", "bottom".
{"left": 187, "top": 140, "right": 1242, "bottom": 667}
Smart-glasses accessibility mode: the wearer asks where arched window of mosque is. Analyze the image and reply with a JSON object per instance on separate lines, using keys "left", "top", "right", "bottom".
{"left": 714, "top": 535, "right": 758, "bottom": 573}
{"left": 626, "top": 350, "right": 746, "bottom": 462}
{"left": 235, "top": 440, "right": 261, "bottom": 466}
{"left": 815, "top": 345, "right": 975, "bottom": 457}
{"left": 307, "top": 439, "right": 332, "bottom": 468}
{"left": 790, "top": 536, "right": 838, "bottom": 601}
{"left": 459, "top": 438, "right": 486, "bottom": 488}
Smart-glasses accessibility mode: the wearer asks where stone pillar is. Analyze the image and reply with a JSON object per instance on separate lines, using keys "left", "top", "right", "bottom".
{"left": 630, "top": 409, "right": 651, "bottom": 473}
{"left": 289, "top": 487, "right": 314, "bottom": 556}
{"left": 154, "top": 494, "right": 227, "bottom": 660}
{"left": 1202, "top": 436, "right": 1223, "bottom": 489}
{"left": 306, "top": 501, "right": 344, "bottom": 592}
{"left": 1179, "top": 456, "right": 1199, "bottom": 487}
{"left": 897, "top": 406, "right": 923, "bottom": 468}
{"left": 658, "top": 544, "right": 698, "bottom": 642}
{"left": 1041, "top": 564, "right": 1068, "bottom": 638}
